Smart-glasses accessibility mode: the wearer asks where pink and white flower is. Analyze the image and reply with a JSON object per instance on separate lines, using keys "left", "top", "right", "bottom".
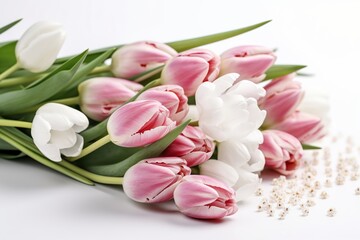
{"left": 161, "top": 49, "right": 220, "bottom": 96}
{"left": 260, "top": 73, "right": 304, "bottom": 126}
{"left": 79, "top": 77, "right": 143, "bottom": 121}
{"left": 107, "top": 100, "right": 176, "bottom": 147}
{"left": 161, "top": 126, "right": 215, "bottom": 167}
{"left": 123, "top": 157, "right": 191, "bottom": 203}
{"left": 137, "top": 85, "right": 189, "bottom": 124}
{"left": 174, "top": 175, "right": 238, "bottom": 219}
{"left": 260, "top": 130, "right": 303, "bottom": 175}
{"left": 111, "top": 41, "right": 177, "bottom": 79}
{"left": 220, "top": 45, "right": 276, "bottom": 82}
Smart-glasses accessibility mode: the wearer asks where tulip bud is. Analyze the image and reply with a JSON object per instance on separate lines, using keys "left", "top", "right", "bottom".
{"left": 79, "top": 77, "right": 143, "bottom": 121}
{"left": 16, "top": 21, "right": 66, "bottom": 73}
{"left": 259, "top": 74, "right": 304, "bottom": 126}
{"left": 174, "top": 175, "right": 238, "bottom": 219}
{"left": 111, "top": 41, "right": 177, "bottom": 79}
{"left": 107, "top": 100, "right": 176, "bottom": 147}
{"left": 31, "top": 103, "right": 89, "bottom": 162}
{"left": 161, "top": 126, "right": 215, "bottom": 167}
{"left": 220, "top": 45, "right": 276, "bottom": 82}
{"left": 123, "top": 157, "right": 191, "bottom": 203}
{"left": 260, "top": 130, "right": 304, "bottom": 175}
{"left": 161, "top": 49, "right": 220, "bottom": 96}
{"left": 136, "top": 85, "right": 189, "bottom": 124}
{"left": 274, "top": 111, "right": 325, "bottom": 143}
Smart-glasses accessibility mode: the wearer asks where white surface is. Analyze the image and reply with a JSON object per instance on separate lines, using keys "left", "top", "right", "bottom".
{"left": 1, "top": 0, "right": 360, "bottom": 239}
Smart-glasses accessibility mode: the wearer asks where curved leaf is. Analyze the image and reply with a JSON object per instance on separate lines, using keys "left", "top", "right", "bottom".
{"left": 0, "top": 19, "right": 22, "bottom": 35}
{"left": 264, "top": 65, "right": 306, "bottom": 81}
{"left": 0, "top": 50, "right": 88, "bottom": 115}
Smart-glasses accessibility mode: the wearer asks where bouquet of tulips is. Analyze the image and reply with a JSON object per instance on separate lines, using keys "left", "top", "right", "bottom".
{"left": 0, "top": 19, "right": 328, "bottom": 220}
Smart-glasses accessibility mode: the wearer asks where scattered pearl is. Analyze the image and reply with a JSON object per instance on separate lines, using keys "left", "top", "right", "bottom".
{"left": 327, "top": 208, "right": 336, "bottom": 217}
{"left": 355, "top": 187, "right": 360, "bottom": 195}
{"left": 320, "top": 191, "right": 329, "bottom": 199}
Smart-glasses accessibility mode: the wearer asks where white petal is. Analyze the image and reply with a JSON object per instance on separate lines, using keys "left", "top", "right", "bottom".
{"left": 31, "top": 115, "right": 51, "bottom": 145}
{"left": 229, "top": 80, "right": 266, "bottom": 100}
{"left": 212, "top": 73, "right": 239, "bottom": 95}
{"left": 60, "top": 134, "right": 84, "bottom": 157}
{"left": 49, "top": 128, "right": 77, "bottom": 149}
{"left": 40, "top": 113, "right": 73, "bottom": 131}
{"left": 218, "top": 141, "right": 250, "bottom": 169}
{"left": 37, "top": 103, "right": 89, "bottom": 132}
{"left": 36, "top": 143, "right": 62, "bottom": 162}
{"left": 199, "top": 160, "right": 239, "bottom": 187}
{"left": 234, "top": 169, "right": 260, "bottom": 201}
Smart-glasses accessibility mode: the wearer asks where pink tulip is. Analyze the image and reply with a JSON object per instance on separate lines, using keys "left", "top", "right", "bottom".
{"left": 123, "top": 157, "right": 191, "bottom": 203}
{"left": 79, "top": 77, "right": 143, "bottom": 121}
{"left": 174, "top": 175, "right": 238, "bottom": 219}
{"left": 161, "top": 49, "right": 220, "bottom": 96}
{"left": 111, "top": 41, "right": 177, "bottom": 79}
{"left": 274, "top": 111, "right": 325, "bottom": 143}
{"left": 260, "top": 130, "right": 303, "bottom": 175}
{"left": 259, "top": 73, "right": 304, "bottom": 125}
{"left": 220, "top": 45, "right": 276, "bottom": 82}
{"left": 136, "top": 85, "right": 189, "bottom": 124}
{"left": 161, "top": 126, "right": 215, "bottom": 167}
{"left": 107, "top": 100, "right": 176, "bottom": 147}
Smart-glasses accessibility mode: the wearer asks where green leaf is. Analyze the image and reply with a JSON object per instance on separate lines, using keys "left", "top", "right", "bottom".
{"left": 168, "top": 20, "right": 271, "bottom": 52}
{"left": 0, "top": 50, "right": 88, "bottom": 115}
{"left": 60, "top": 48, "right": 115, "bottom": 95}
{"left": 263, "top": 65, "right": 307, "bottom": 80}
{"left": 0, "top": 138, "right": 17, "bottom": 150}
{"left": 0, "top": 41, "right": 16, "bottom": 73}
{"left": 84, "top": 120, "right": 190, "bottom": 177}
{"left": 302, "top": 143, "right": 321, "bottom": 150}
{"left": 55, "top": 20, "right": 271, "bottom": 64}
{"left": 0, "top": 19, "right": 22, "bottom": 35}
{"left": 0, "top": 128, "right": 94, "bottom": 185}
{"left": 76, "top": 143, "right": 140, "bottom": 167}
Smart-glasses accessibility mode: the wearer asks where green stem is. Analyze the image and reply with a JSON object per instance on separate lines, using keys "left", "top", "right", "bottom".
{"left": 0, "top": 62, "right": 20, "bottom": 81}
{"left": 52, "top": 96, "right": 80, "bottom": 105}
{"left": 90, "top": 64, "right": 111, "bottom": 74}
{"left": 68, "top": 134, "right": 111, "bottom": 161}
{"left": 0, "top": 130, "right": 94, "bottom": 185}
{"left": 59, "top": 160, "right": 123, "bottom": 185}
{"left": 0, "top": 74, "right": 41, "bottom": 88}
{"left": 0, "top": 119, "right": 32, "bottom": 128}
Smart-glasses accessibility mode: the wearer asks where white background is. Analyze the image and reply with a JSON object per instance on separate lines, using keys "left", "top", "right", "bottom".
{"left": 1, "top": 0, "right": 360, "bottom": 239}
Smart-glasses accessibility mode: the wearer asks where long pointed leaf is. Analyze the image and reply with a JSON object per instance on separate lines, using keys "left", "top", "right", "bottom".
{"left": 302, "top": 143, "right": 321, "bottom": 150}
{"left": 263, "top": 65, "right": 307, "bottom": 80}
{"left": 0, "top": 19, "right": 22, "bottom": 35}
{"left": 168, "top": 20, "right": 271, "bottom": 52}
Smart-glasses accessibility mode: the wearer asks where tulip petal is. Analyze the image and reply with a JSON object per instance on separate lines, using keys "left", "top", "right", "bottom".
{"left": 174, "top": 181, "right": 219, "bottom": 208}
{"left": 49, "top": 128, "right": 77, "bottom": 149}
{"left": 31, "top": 115, "right": 51, "bottom": 145}
{"left": 36, "top": 143, "right": 62, "bottom": 162}
{"left": 200, "top": 160, "right": 239, "bottom": 187}
{"left": 180, "top": 206, "right": 228, "bottom": 219}
{"left": 60, "top": 134, "right": 84, "bottom": 157}
{"left": 234, "top": 169, "right": 260, "bottom": 201}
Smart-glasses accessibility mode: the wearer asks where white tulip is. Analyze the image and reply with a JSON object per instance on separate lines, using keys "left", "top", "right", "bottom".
{"left": 31, "top": 103, "right": 89, "bottom": 162}
{"left": 16, "top": 21, "right": 66, "bottom": 73}
{"left": 195, "top": 73, "right": 266, "bottom": 142}
{"left": 298, "top": 86, "right": 330, "bottom": 123}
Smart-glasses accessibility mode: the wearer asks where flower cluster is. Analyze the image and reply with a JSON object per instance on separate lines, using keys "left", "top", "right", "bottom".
{"left": 0, "top": 19, "right": 329, "bottom": 220}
